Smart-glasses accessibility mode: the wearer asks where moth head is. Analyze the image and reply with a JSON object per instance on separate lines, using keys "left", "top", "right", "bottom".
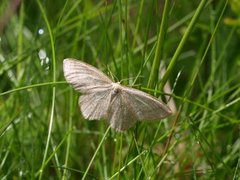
{"left": 111, "top": 82, "right": 121, "bottom": 94}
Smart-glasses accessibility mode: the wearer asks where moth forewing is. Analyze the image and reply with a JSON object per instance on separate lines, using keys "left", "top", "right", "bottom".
{"left": 63, "top": 58, "right": 113, "bottom": 93}
{"left": 121, "top": 86, "right": 172, "bottom": 120}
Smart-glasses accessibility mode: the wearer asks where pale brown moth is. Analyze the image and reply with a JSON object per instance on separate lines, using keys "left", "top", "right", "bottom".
{"left": 63, "top": 58, "right": 172, "bottom": 131}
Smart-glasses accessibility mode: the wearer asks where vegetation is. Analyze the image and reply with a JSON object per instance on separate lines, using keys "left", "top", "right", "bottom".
{"left": 0, "top": 0, "right": 239, "bottom": 179}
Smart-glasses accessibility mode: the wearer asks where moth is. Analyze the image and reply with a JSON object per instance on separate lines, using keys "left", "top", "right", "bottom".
{"left": 63, "top": 58, "right": 172, "bottom": 131}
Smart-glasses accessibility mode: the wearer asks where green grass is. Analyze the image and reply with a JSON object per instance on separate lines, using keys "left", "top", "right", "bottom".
{"left": 0, "top": 0, "right": 240, "bottom": 179}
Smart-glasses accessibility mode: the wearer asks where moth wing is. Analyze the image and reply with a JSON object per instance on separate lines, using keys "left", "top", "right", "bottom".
{"left": 79, "top": 86, "right": 112, "bottom": 120}
{"left": 107, "top": 93, "right": 137, "bottom": 131}
{"left": 63, "top": 58, "right": 112, "bottom": 93}
{"left": 121, "top": 86, "right": 172, "bottom": 121}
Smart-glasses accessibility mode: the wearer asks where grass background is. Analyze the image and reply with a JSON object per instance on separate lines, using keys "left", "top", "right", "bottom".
{"left": 0, "top": 0, "right": 240, "bottom": 179}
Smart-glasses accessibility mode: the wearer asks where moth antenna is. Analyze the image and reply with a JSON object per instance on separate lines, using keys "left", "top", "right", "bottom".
{"left": 107, "top": 66, "right": 119, "bottom": 82}
{"left": 120, "top": 76, "right": 144, "bottom": 86}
